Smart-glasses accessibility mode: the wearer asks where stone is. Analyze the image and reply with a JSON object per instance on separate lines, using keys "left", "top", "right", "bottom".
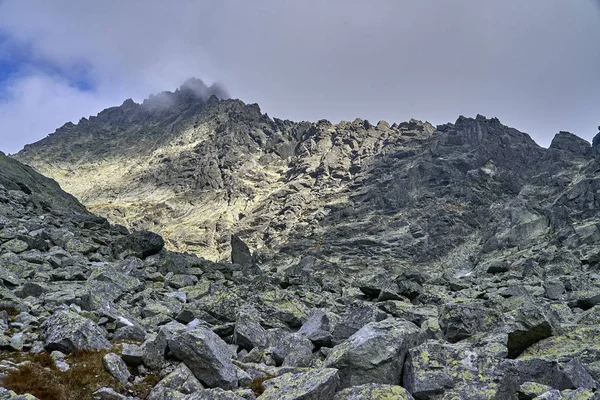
{"left": 0, "top": 388, "right": 39, "bottom": 399}
{"left": 260, "top": 368, "right": 340, "bottom": 400}
{"left": 113, "top": 324, "right": 146, "bottom": 342}
{"left": 40, "top": 310, "right": 110, "bottom": 353}
{"left": 141, "top": 330, "right": 168, "bottom": 370}
{"left": 91, "top": 387, "right": 128, "bottom": 400}
{"left": 0, "top": 239, "right": 29, "bottom": 254}
{"left": 549, "top": 131, "right": 591, "bottom": 155}
{"left": 438, "top": 300, "right": 503, "bottom": 343}
{"left": 184, "top": 389, "right": 245, "bottom": 399}
{"left": 271, "top": 331, "right": 315, "bottom": 367}
{"left": 325, "top": 318, "right": 424, "bottom": 389}
{"left": 333, "top": 384, "right": 415, "bottom": 400}
{"left": 403, "top": 339, "right": 515, "bottom": 399}
{"left": 518, "top": 382, "right": 554, "bottom": 400}
{"left": 121, "top": 343, "right": 144, "bottom": 366}
{"left": 233, "top": 308, "right": 272, "bottom": 351}
{"left": 168, "top": 327, "right": 239, "bottom": 390}
{"left": 111, "top": 230, "right": 164, "bottom": 259}
{"left": 330, "top": 304, "right": 388, "bottom": 345}
{"left": 102, "top": 353, "right": 131, "bottom": 384}
{"left": 297, "top": 310, "right": 335, "bottom": 347}
{"left": 146, "top": 363, "right": 204, "bottom": 400}
{"left": 231, "top": 234, "right": 254, "bottom": 268}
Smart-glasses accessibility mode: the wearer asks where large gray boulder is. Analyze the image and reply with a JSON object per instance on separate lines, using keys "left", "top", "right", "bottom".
{"left": 168, "top": 327, "right": 238, "bottom": 390}
{"left": 438, "top": 300, "right": 503, "bottom": 343}
{"left": 261, "top": 368, "right": 340, "bottom": 400}
{"left": 403, "top": 339, "right": 514, "bottom": 399}
{"left": 230, "top": 234, "right": 254, "bottom": 268}
{"left": 333, "top": 384, "right": 414, "bottom": 400}
{"left": 184, "top": 389, "right": 245, "bottom": 399}
{"left": 0, "top": 388, "right": 39, "bottom": 400}
{"left": 147, "top": 362, "right": 204, "bottom": 400}
{"left": 233, "top": 307, "right": 272, "bottom": 351}
{"left": 270, "top": 331, "right": 315, "bottom": 367}
{"left": 102, "top": 353, "right": 130, "bottom": 384}
{"left": 111, "top": 230, "right": 164, "bottom": 259}
{"left": 325, "top": 318, "right": 424, "bottom": 389}
{"left": 297, "top": 310, "right": 337, "bottom": 347}
{"left": 40, "top": 310, "right": 110, "bottom": 353}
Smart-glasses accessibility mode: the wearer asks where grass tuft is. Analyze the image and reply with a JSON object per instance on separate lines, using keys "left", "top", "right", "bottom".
{"left": 2, "top": 363, "right": 66, "bottom": 400}
{"left": 0, "top": 305, "right": 19, "bottom": 317}
{"left": 249, "top": 374, "right": 276, "bottom": 396}
{"left": 1, "top": 348, "right": 161, "bottom": 400}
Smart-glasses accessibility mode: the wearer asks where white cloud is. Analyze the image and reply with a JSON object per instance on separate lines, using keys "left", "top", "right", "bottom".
{"left": 0, "top": 72, "right": 122, "bottom": 154}
{"left": 0, "top": 0, "right": 599, "bottom": 153}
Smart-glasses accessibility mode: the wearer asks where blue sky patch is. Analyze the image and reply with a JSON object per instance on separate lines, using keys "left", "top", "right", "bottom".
{"left": 0, "top": 31, "right": 96, "bottom": 94}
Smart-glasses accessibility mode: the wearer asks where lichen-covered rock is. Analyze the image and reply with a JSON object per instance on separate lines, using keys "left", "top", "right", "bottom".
{"left": 183, "top": 388, "right": 245, "bottom": 399}
{"left": 169, "top": 327, "right": 238, "bottom": 390}
{"left": 326, "top": 318, "right": 424, "bottom": 389}
{"left": 0, "top": 387, "right": 39, "bottom": 400}
{"left": 438, "top": 300, "right": 503, "bottom": 343}
{"left": 233, "top": 307, "right": 272, "bottom": 351}
{"left": 147, "top": 363, "right": 204, "bottom": 400}
{"left": 0, "top": 239, "right": 28, "bottom": 254}
{"left": 91, "top": 387, "right": 128, "bottom": 400}
{"left": 403, "top": 339, "right": 515, "bottom": 399}
{"left": 330, "top": 303, "right": 388, "bottom": 346}
{"left": 518, "top": 326, "right": 600, "bottom": 383}
{"left": 297, "top": 310, "right": 337, "bottom": 347}
{"left": 261, "top": 368, "right": 340, "bottom": 400}
{"left": 102, "top": 353, "right": 130, "bottom": 384}
{"left": 504, "top": 304, "right": 554, "bottom": 359}
{"left": 518, "top": 382, "right": 554, "bottom": 399}
{"left": 141, "top": 330, "right": 168, "bottom": 370}
{"left": 270, "top": 331, "right": 315, "bottom": 367}
{"left": 333, "top": 384, "right": 414, "bottom": 400}
{"left": 121, "top": 343, "right": 144, "bottom": 366}
{"left": 40, "top": 310, "right": 110, "bottom": 353}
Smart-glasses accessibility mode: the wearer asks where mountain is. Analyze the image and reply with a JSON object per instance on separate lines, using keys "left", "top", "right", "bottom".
{"left": 4, "top": 80, "right": 600, "bottom": 398}
{"left": 14, "top": 81, "right": 600, "bottom": 276}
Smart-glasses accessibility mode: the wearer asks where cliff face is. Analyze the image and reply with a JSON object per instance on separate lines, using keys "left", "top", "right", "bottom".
{"left": 14, "top": 82, "right": 600, "bottom": 279}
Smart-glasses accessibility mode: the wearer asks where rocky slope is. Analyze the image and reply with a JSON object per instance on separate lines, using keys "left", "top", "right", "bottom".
{"left": 3, "top": 80, "right": 600, "bottom": 399}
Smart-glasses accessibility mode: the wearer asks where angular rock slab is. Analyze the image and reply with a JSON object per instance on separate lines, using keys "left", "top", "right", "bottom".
{"left": 326, "top": 318, "right": 424, "bottom": 389}
{"left": 184, "top": 389, "right": 245, "bottom": 399}
{"left": 0, "top": 387, "right": 39, "bottom": 399}
{"left": 146, "top": 362, "right": 204, "bottom": 400}
{"left": 333, "top": 384, "right": 415, "bottom": 400}
{"left": 233, "top": 308, "right": 272, "bottom": 351}
{"left": 40, "top": 310, "right": 110, "bottom": 353}
{"left": 102, "top": 352, "right": 130, "bottom": 384}
{"left": 111, "top": 230, "right": 164, "bottom": 259}
{"left": 261, "top": 368, "right": 340, "bottom": 400}
{"left": 169, "top": 327, "right": 238, "bottom": 390}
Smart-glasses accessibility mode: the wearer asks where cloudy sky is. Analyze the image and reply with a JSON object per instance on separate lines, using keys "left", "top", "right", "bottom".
{"left": 0, "top": 1, "right": 599, "bottom": 154}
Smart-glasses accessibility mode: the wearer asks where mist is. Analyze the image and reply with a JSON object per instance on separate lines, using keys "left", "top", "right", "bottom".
{"left": 0, "top": 0, "right": 599, "bottom": 154}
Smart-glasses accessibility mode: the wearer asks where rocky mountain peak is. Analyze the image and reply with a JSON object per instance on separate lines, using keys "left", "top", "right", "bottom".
{"left": 592, "top": 126, "right": 600, "bottom": 147}
{"left": 549, "top": 131, "right": 591, "bottom": 155}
